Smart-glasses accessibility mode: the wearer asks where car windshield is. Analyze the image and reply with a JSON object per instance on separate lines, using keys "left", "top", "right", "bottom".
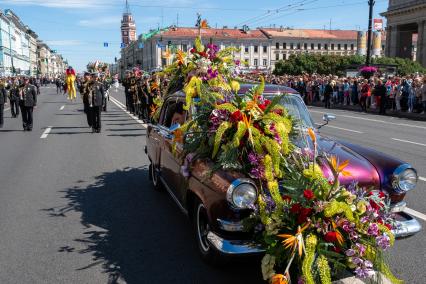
{"left": 264, "top": 93, "right": 315, "bottom": 130}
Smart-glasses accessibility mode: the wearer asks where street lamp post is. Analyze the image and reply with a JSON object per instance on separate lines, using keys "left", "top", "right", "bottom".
{"left": 366, "top": 0, "right": 375, "bottom": 66}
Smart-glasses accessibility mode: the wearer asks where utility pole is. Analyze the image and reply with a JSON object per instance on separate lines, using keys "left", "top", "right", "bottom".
{"left": 366, "top": 0, "right": 375, "bottom": 66}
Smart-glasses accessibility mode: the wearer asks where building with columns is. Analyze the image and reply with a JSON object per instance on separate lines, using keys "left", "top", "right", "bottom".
{"left": 381, "top": 0, "right": 426, "bottom": 66}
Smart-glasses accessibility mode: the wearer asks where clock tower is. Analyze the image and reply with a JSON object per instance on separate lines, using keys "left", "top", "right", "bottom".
{"left": 121, "top": 0, "right": 136, "bottom": 47}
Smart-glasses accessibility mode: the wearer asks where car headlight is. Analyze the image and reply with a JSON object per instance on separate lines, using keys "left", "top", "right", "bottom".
{"left": 226, "top": 179, "right": 257, "bottom": 209}
{"left": 392, "top": 164, "right": 418, "bottom": 193}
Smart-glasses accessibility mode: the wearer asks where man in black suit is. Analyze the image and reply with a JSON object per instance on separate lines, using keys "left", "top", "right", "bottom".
{"left": 8, "top": 79, "right": 20, "bottom": 118}
{"left": 90, "top": 73, "right": 105, "bottom": 133}
{"left": 20, "top": 77, "right": 37, "bottom": 131}
{"left": 0, "top": 79, "right": 7, "bottom": 128}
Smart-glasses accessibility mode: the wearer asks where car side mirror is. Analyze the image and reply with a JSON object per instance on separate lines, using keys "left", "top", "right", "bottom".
{"left": 318, "top": 113, "right": 336, "bottom": 129}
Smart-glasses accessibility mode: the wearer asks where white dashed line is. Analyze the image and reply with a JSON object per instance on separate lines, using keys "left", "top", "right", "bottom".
{"left": 404, "top": 207, "right": 426, "bottom": 222}
{"left": 391, "top": 138, "right": 426, "bottom": 147}
{"left": 60, "top": 105, "right": 65, "bottom": 110}
{"left": 40, "top": 126, "right": 52, "bottom": 139}
{"left": 326, "top": 125, "right": 364, "bottom": 133}
{"left": 109, "top": 96, "right": 147, "bottom": 128}
{"left": 419, "top": 176, "right": 426, "bottom": 182}
{"left": 5, "top": 108, "right": 10, "bottom": 111}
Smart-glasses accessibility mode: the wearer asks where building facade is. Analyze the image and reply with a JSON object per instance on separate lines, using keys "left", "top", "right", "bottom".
{"left": 381, "top": 0, "right": 426, "bottom": 66}
{"left": 121, "top": 0, "right": 136, "bottom": 47}
{"left": 27, "top": 29, "right": 38, "bottom": 76}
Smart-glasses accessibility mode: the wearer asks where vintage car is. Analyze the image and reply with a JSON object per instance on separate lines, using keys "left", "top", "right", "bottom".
{"left": 145, "top": 84, "right": 421, "bottom": 263}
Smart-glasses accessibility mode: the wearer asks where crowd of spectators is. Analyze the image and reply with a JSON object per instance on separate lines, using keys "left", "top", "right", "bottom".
{"left": 240, "top": 72, "right": 426, "bottom": 115}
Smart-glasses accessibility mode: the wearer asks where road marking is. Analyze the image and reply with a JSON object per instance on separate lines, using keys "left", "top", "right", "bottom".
{"left": 40, "top": 126, "right": 52, "bottom": 139}
{"left": 109, "top": 96, "right": 147, "bottom": 128}
{"left": 419, "top": 176, "right": 426, "bottom": 182}
{"left": 391, "top": 138, "right": 426, "bottom": 147}
{"left": 309, "top": 109, "right": 426, "bottom": 130}
{"left": 404, "top": 207, "right": 426, "bottom": 222}
{"left": 5, "top": 107, "right": 10, "bottom": 111}
{"left": 326, "top": 125, "right": 364, "bottom": 133}
{"left": 60, "top": 105, "right": 65, "bottom": 110}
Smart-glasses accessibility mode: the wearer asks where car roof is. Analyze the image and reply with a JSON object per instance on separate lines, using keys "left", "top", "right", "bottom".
{"left": 165, "top": 83, "right": 300, "bottom": 100}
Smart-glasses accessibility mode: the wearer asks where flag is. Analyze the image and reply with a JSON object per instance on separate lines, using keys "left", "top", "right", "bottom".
{"left": 121, "top": 43, "right": 126, "bottom": 48}
{"left": 138, "top": 42, "right": 144, "bottom": 49}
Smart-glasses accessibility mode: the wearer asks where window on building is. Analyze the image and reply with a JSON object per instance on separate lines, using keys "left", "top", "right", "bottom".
{"left": 331, "top": 44, "right": 334, "bottom": 50}
{"left": 263, "top": 45, "right": 267, "bottom": 53}
{"left": 351, "top": 44, "right": 354, "bottom": 50}
{"left": 382, "top": 45, "right": 385, "bottom": 50}
{"left": 297, "top": 43, "right": 301, "bottom": 49}
{"left": 254, "top": 46, "right": 258, "bottom": 53}
{"left": 325, "top": 44, "right": 328, "bottom": 50}
{"left": 304, "top": 43, "right": 307, "bottom": 50}
{"left": 283, "top": 43, "right": 287, "bottom": 49}
{"left": 290, "top": 43, "right": 294, "bottom": 50}
{"left": 244, "top": 46, "right": 249, "bottom": 53}
{"left": 276, "top": 42, "right": 279, "bottom": 49}
{"left": 275, "top": 53, "right": 280, "bottom": 60}
{"left": 182, "top": 44, "right": 188, "bottom": 52}
{"left": 338, "top": 44, "right": 341, "bottom": 50}
{"left": 263, "top": 59, "right": 267, "bottom": 66}
{"left": 254, "top": 59, "right": 258, "bottom": 66}
{"left": 344, "top": 44, "right": 348, "bottom": 50}
{"left": 318, "top": 43, "right": 321, "bottom": 50}
{"left": 311, "top": 43, "right": 314, "bottom": 50}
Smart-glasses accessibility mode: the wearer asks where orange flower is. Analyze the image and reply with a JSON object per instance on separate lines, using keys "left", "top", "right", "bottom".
{"left": 271, "top": 274, "right": 288, "bottom": 284}
{"left": 330, "top": 156, "right": 351, "bottom": 177}
{"left": 200, "top": 19, "right": 209, "bottom": 29}
{"left": 151, "top": 81, "right": 159, "bottom": 91}
{"left": 162, "top": 50, "right": 171, "bottom": 59}
{"left": 176, "top": 50, "right": 185, "bottom": 65}
{"left": 173, "top": 128, "right": 184, "bottom": 144}
{"left": 277, "top": 222, "right": 310, "bottom": 257}
{"left": 307, "top": 128, "right": 316, "bottom": 143}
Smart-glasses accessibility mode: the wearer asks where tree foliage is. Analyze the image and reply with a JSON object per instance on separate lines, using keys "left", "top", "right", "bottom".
{"left": 273, "top": 54, "right": 426, "bottom": 76}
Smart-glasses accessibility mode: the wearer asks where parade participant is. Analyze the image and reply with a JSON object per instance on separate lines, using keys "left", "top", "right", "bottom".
{"left": 8, "top": 79, "right": 20, "bottom": 118}
{"left": 128, "top": 70, "right": 138, "bottom": 114}
{"left": 66, "top": 66, "right": 77, "bottom": 101}
{"left": 101, "top": 73, "right": 110, "bottom": 112}
{"left": 141, "top": 74, "right": 151, "bottom": 120}
{"left": 135, "top": 70, "right": 144, "bottom": 118}
{"left": 0, "top": 79, "right": 7, "bottom": 128}
{"left": 374, "top": 79, "right": 387, "bottom": 115}
{"left": 90, "top": 72, "right": 105, "bottom": 133}
{"left": 123, "top": 71, "right": 131, "bottom": 111}
{"left": 20, "top": 77, "right": 37, "bottom": 131}
{"left": 79, "top": 72, "right": 93, "bottom": 127}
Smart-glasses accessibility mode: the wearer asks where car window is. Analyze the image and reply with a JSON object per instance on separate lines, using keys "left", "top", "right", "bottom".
{"left": 160, "top": 97, "right": 188, "bottom": 128}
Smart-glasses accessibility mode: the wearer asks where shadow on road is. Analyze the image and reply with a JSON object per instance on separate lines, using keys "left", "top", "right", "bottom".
{"left": 47, "top": 167, "right": 262, "bottom": 284}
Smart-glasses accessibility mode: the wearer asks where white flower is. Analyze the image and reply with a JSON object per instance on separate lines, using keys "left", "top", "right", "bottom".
{"left": 261, "top": 254, "right": 276, "bottom": 281}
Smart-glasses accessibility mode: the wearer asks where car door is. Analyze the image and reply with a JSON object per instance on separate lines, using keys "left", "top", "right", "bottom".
{"left": 159, "top": 96, "right": 188, "bottom": 205}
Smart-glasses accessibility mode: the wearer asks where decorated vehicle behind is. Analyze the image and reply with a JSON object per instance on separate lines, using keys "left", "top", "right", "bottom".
{"left": 144, "top": 36, "right": 420, "bottom": 283}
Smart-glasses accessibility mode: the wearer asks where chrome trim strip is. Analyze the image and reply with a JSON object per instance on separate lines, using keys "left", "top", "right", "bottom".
{"left": 159, "top": 175, "right": 188, "bottom": 215}
{"left": 390, "top": 201, "right": 406, "bottom": 213}
{"left": 217, "top": 218, "right": 245, "bottom": 232}
{"left": 206, "top": 231, "right": 264, "bottom": 255}
{"left": 392, "top": 212, "right": 422, "bottom": 238}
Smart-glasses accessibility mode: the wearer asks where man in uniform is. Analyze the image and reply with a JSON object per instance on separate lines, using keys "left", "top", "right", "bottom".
{"left": 79, "top": 71, "right": 92, "bottom": 127}
{"left": 90, "top": 73, "right": 105, "bottom": 133}
{"left": 20, "top": 76, "right": 37, "bottom": 131}
{"left": 8, "top": 79, "right": 20, "bottom": 118}
{"left": 128, "top": 70, "right": 138, "bottom": 114}
{"left": 0, "top": 78, "right": 7, "bottom": 128}
{"left": 123, "top": 71, "right": 131, "bottom": 111}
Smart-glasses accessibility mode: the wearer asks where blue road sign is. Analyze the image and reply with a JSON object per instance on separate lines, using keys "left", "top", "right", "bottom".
{"left": 104, "top": 42, "right": 109, "bottom": 47}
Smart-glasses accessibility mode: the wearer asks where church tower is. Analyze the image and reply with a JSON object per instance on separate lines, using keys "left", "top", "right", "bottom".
{"left": 121, "top": 0, "right": 136, "bottom": 47}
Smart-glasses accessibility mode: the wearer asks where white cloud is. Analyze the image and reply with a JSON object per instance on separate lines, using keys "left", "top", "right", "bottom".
{"left": 78, "top": 16, "right": 121, "bottom": 28}
{"left": 45, "top": 40, "right": 82, "bottom": 46}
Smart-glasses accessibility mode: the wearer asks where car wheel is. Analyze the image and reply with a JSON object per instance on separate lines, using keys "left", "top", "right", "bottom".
{"left": 149, "top": 163, "right": 162, "bottom": 191}
{"left": 193, "top": 198, "right": 224, "bottom": 265}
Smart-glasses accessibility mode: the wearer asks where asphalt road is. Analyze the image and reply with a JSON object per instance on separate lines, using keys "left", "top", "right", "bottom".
{"left": 0, "top": 86, "right": 424, "bottom": 283}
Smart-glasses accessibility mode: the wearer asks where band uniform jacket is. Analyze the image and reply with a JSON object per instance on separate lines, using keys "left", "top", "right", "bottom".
{"left": 8, "top": 85, "right": 20, "bottom": 102}
{"left": 91, "top": 82, "right": 105, "bottom": 107}
{"left": 80, "top": 81, "right": 90, "bottom": 105}
{"left": 0, "top": 86, "right": 6, "bottom": 105}
{"left": 22, "top": 84, "right": 37, "bottom": 107}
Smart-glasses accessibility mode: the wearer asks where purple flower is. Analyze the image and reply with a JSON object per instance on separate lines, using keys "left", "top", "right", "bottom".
{"left": 209, "top": 109, "right": 229, "bottom": 130}
{"left": 352, "top": 257, "right": 363, "bottom": 265}
{"left": 234, "top": 59, "right": 241, "bottom": 66}
{"left": 345, "top": 249, "right": 356, "bottom": 257}
{"left": 356, "top": 243, "right": 366, "bottom": 256}
{"left": 376, "top": 234, "right": 391, "bottom": 250}
{"left": 355, "top": 267, "right": 375, "bottom": 278}
{"left": 301, "top": 147, "right": 314, "bottom": 160}
{"left": 349, "top": 231, "right": 359, "bottom": 241}
{"left": 207, "top": 43, "right": 219, "bottom": 59}
{"left": 248, "top": 152, "right": 260, "bottom": 166}
{"left": 367, "top": 223, "right": 379, "bottom": 236}
{"left": 360, "top": 216, "right": 370, "bottom": 224}
{"left": 250, "top": 166, "right": 265, "bottom": 179}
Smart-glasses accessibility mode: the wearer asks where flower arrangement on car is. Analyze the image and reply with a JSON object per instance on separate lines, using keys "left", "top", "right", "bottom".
{"left": 154, "top": 36, "right": 401, "bottom": 284}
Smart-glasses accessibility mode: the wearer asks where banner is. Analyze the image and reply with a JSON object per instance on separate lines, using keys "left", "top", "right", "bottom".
{"left": 373, "top": 19, "right": 383, "bottom": 31}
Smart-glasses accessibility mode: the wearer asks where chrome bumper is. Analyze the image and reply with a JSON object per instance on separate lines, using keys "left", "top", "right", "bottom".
{"left": 207, "top": 231, "right": 264, "bottom": 255}
{"left": 392, "top": 211, "right": 422, "bottom": 238}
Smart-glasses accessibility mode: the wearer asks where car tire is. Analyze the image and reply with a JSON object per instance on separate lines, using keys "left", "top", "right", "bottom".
{"left": 193, "top": 198, "right": 225, "bottom": 266}
{"left": 149, "top": 163, "right": 162, "bottom": 191}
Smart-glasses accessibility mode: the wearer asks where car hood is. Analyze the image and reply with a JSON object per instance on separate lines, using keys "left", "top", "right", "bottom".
{"left": 316, "top": 135, "right": 381, "bottom": 189}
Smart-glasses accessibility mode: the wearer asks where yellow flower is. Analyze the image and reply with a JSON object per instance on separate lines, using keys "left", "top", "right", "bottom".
{"left": 356, "top": 200, "right": 367, "bottom": 214}
{"left": 277, "top": 223, "right": 310, "bottom": 257}
{"left": 176, "top": 50, "right": 185, "bottom": 65}
{"left": 230, "top": 80, "right": 240, "bottom": 93}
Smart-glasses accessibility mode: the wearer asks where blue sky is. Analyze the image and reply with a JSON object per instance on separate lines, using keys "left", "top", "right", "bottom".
{"left": 0, "top": 0, "right": 388, "bottom": 71}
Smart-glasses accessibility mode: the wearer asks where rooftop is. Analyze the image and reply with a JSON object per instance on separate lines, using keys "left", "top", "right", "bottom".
{"left": 155, "top": 27, "right": 268, "bottom": 40}
{"left": 260, "top": 28, "right": 358, "bottom": 40}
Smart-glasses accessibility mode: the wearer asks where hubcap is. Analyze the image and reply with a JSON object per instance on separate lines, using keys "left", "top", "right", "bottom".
{"left": 196, "top": 203, "right": 210, "bottom": 252}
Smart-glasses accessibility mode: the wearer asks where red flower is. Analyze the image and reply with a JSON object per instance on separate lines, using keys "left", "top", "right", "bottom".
{"left": 282, "top": 195, "right": 292, "bottom": 202}
{"left": 290, "top": 203, "right": 302, "bottom": 214}
{"left": 324, "top": 231, "right": 338, "bottom": 243}
{"left": 264, "top": 99, "right": 272, "bottom": 106}
{"left": 189, "top": 48, "right": 195, "bottom": 53}
{"left": 199, "top": 51, "right": 208, "bottom": 58}
{"left": 273, "top": 109, "right": 283, "bottom": 116}
{"left": 303, "top": 189, "right": 315, "bottom": 200}
{"left": 369, "top": 199, "right": 382, "bottom": 210}
{"left": 385, "top": 223, "right": 392, "bottom": 230}
{"left": 230, "top": 110, "right": 243, "bottom": 122}
{"left": 331, "top": 246, "right": 342, "bottom": 253}
{"left": 258, "top": 103, "right": 267, "bottom": 111}
{"left": 297, "top": 207, "right": 313, "bottom": 224}
{"left": 378, "top": 191, "right": 386, "bottom": 199}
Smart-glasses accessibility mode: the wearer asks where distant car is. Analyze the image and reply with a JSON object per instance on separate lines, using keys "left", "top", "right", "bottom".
{"left": 145, "top": 84, "right": 421, "bottom": 262}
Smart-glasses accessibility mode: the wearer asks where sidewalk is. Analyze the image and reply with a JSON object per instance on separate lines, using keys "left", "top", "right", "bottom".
{"left": 311, "top": 101, "right": 426, "bottom": 122}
